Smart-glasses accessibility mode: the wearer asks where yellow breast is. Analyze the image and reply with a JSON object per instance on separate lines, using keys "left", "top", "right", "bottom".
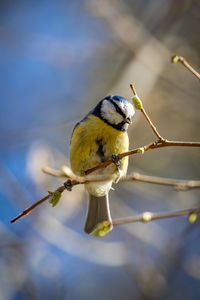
{"left": 70, "top": 114, "right": 129, "bottom": 176}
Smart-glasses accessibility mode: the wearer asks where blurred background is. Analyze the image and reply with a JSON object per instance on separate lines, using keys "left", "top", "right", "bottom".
{"left": 0, "top": 0, "right": 200, "bottom": 299}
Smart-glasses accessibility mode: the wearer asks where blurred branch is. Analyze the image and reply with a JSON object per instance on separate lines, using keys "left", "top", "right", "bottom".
{"left": 171, "top": 55, "right": 200, "bottom": 80}
{"left": 112, "top": 208, "right": 200, "bottom": 225}
{"left": 43, "top": 167, "right": 200, "bottom": 190}
{"left": 42, "top": 167, "right": 65, "bottom": 178}
{"left": 122, "top": 173, "right": 200, "bottom": 190}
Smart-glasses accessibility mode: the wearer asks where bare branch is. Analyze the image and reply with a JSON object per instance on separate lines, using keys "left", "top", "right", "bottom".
{"left": 130, "top": 84, "right": 164, "bottom": 141}
{"left": 10, "top": 185, "right": 65, "bottom": 223}
{"left": 141, "top": 108, "right": 164, "bottom": 141}
{"left": 112, "top": 207, "right": 200, "bottom": 225}
{"left": 171, "top": 55, "right": 200, "bottom": 80}
{"left": 130, "top": 83, "right": 137, "bottom": 96}
{"left": 85, "top": 140, "right": 200, "bottom": 175}
{"left": 123, "top": 172, "right": 200, "bottom": 190}
{"left": 42, "top": 167, "right": 66, "bottom": 178}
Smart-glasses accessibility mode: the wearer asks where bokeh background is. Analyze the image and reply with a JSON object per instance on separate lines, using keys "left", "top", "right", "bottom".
{"left": 0, "top": 0, "right": 200, "bottom": 299}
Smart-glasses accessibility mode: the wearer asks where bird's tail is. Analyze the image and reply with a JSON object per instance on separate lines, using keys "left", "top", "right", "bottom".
{"left": 84, "top": 194, "right": 113, "bottom": 235}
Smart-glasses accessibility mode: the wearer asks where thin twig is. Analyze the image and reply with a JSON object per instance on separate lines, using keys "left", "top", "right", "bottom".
{"left": 130, "top": 84, "right": 137, "bottom": 96}
{"left": 141, "top": 108, "right": 164, "bottom": 141}
{"left": 172, "top": 55, "right": 200, "bottom": 80}
{"left": 112, "top": 207, "right": 200, "bottom": 225}
{"left": 10, "top": 186, "right": 65, "bottom": 223}
{"left": 130, "top": 84, "right": 164, "bottom": 141}
{"left": 123, "top": 172, "right": 200, "bottom": 190}
{"left": 42, "top": 167, "right": 66, "bottom": 178}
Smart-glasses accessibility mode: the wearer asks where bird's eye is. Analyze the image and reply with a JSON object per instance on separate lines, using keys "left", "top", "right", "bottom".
{"left": 124, "top": 116, "right": 132, "bottom": 124}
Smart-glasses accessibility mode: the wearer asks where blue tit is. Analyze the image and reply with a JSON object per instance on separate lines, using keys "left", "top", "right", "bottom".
{"left": 70, "top": 95, "right": 135, "bottom": 235}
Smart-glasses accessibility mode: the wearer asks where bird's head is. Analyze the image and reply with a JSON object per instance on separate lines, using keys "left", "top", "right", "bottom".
{"left": 92, "top": 95, "right": 135, "bottom": 131}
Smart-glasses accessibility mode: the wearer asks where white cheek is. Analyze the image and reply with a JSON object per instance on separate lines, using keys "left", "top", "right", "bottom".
{"left": 101, "top": 101, "right": 123, "bottom": 124}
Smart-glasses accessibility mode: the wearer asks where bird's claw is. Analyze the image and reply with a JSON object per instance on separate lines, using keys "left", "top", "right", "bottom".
{"left": 112, "top": 154, "right": 121, "bottom": 180}
{"left": 112, "top": 154, "right": 120, "bottom": 169}
{"left": 64, "top": 179, "right": 73, "bottom": 191}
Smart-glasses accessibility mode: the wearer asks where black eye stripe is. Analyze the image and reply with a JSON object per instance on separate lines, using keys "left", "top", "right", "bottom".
{"left": 110, "top": 100, "right": 126, "bottom": 119}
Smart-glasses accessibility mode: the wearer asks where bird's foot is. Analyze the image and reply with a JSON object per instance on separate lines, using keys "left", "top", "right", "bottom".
{"left": 112, "top": 154, "right": 120, "bottom": 169}
{"left": 64, "top": 179, "right": 78, "bottom": 191}
{"left": 111, "top": 154, "right": 121, "bottom": 182}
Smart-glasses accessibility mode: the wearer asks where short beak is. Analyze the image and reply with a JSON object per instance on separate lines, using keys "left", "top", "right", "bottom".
{"left": 124, "top": 117, "right": 132, "bottom": 124}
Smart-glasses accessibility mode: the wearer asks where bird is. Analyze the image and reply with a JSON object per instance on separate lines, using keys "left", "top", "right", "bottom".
{"left": 69, "top": 95, "right": 135, "bottom": 235}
